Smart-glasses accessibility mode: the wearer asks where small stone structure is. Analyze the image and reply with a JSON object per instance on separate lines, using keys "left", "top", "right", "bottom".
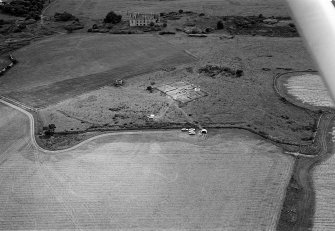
{"left": 156, "top": 81, "right": 207, "bottom": 103}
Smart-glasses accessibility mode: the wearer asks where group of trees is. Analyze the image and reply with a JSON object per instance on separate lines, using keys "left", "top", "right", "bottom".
{"left": 104, "top": 11, "right": 122, "bottom": 24}
{"left": 0, "top": 0, "right": 46, "bottom": 20}
{"left": 43, "top": 124, "right": 56, "bottom": 136}
{"left": 217, "top": 21, "right": 224, "bottom": 30}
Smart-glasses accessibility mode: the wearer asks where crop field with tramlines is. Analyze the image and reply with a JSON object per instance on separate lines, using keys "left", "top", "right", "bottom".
{"left": 0, "top": 34, "right": 195, "bottom": 107}
{"left": 285, "top": 75, "right": 335, "bottom": 230}
{"left": 44, "top": 0, "right": 288, "bottom": 18}
{"left": 0, "top": 104, "right": 294, "bottom": 230}
{"left": 312, "top": 127, "right": 335, "bottom": 231}
{"left": 285, "top": 74, "right": 334, "bottom": 108}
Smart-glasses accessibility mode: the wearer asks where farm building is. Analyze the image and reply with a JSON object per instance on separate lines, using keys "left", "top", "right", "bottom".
{"left": 128, "top": 12, "right": 160, "bottom": 27}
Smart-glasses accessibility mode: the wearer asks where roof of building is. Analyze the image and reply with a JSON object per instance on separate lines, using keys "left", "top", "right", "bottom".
{"left": 128, "top": 13, "right": 159, "bottom": 21}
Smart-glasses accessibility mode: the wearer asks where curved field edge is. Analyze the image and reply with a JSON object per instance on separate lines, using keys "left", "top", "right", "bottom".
{"left": 29, "top": 70, "right": 335, "bottom": 229}
{"left": 276, "top": 72, "right": 335, "bottom": 231}
{"left": 0, "top": 34, "right": 196, "bottom": 108}
{"left": 33, "top": 70, "right": 323, "bottom": 154}
{"left": 0, "top": 56, "right": 330, "bottom": 230}
{"left": 0, "top": 100, "right": 295, "bottom": 230}
{"left": 312, "top": 121, "right": 335, "bottom": 230}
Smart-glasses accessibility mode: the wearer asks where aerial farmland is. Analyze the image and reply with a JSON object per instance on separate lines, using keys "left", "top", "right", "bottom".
{"left": 0, "top": 33, "right": 195, "bottom": 107}
{"left": 0, "top": 0, "right": 335, "bottom": 230}
{"left": 44, "top": 0, "right": 289, "bottom": 19}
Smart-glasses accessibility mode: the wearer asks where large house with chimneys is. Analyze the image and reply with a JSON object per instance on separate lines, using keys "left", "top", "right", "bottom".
{"left": 128, "top": 12, "right": 160, "bottom": 27}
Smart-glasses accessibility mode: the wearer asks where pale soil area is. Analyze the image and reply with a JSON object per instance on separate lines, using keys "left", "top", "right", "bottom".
{"left": 0, "top": 102, "right": 295, "bottom": 230}
{"left": 285, "top": 74, "right": 334, "bottom": 108}
{"left": 45, "top": 0, "right": 289, "bottom": 19}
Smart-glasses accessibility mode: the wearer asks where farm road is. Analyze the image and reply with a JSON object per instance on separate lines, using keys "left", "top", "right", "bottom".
{"left": 0, "top": 100, "right": 293, "bottom": 230}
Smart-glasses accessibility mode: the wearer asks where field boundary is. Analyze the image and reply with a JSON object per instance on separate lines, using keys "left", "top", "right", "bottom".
{"left": 2, "top": 34, "right": 197, "bottom": 108}
{"left": 275, "top": 71, "right": 335, "bottom": 231}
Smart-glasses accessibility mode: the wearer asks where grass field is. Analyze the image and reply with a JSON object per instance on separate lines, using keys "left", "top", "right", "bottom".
{"left": 0, "top": 103, "right": 295, "bottom": 229}
{"left": 0, "top": 12, "right": 23, "bottom": 21}
{"left": 0, "top": 56, "right": 11, "bottom": 70}
{"left": 43, "top": 34, "right": 319, "bottom": 145}
{"left": 0, "top": 34, "right": 195, "bottom": 107}
{"left": 38, "top": 83, "right": 180, "bottom": 133}
{"left": 45, "top": 0, "right": 289, "bottom": 19}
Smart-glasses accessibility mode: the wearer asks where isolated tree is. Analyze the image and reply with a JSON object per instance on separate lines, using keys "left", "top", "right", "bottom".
{"left": 217, "top": 21, "right": 224, "bottom": 30}
{"left": 104, "top": 11, "right": 122, "bottom": 24}
{"left": 146, "top": 86, "right": 153, "bottom": 93}
{"left": 235, "top": 69, "right": 243, "bottom": 77}
{"left": 44, "top": 124, "right": 56, "bottom": 137}
{"left": 49, "top": 124, "right": 56, "bottom": 131}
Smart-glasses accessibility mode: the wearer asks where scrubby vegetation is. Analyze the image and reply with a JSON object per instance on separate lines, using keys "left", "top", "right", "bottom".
{"left": 54, "top": 11, "right": 77, "bottom": 22}
{"left": 64, "top": 22, "right": 84, "bottom": 33}
{"left": 0, "top": 0, "right": 46, "bottom": 20}
{"left": 198, "top": 65, "right": 243, "bottom": 78}
{"left": 217, "top": 21, "right": 224, "bottom": 30}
